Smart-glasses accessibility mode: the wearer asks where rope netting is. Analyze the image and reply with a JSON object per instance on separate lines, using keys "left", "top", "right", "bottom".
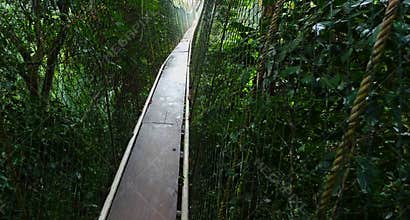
{"left": 190, "top": 0, "right": 409, "bottom": 219}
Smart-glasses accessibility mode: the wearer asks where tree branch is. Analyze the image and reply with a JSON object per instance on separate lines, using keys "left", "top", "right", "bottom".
{"left": 41, "top": 0, "right": 69, "bottom": 98}
{"left": 30, "top": 0, "right": 45, "bottom": 63}
{"left": 41, "top": 27, "right": 67, "bottom": 98}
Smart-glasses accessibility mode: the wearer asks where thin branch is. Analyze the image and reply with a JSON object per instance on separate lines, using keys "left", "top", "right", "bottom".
{"left": 41, "top": 26, "right": 67, "bottom": 98}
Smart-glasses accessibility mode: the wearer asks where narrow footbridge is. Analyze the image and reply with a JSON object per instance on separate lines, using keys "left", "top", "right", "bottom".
{"left": 98, "top": 13, "right": 200, "bottom": 220}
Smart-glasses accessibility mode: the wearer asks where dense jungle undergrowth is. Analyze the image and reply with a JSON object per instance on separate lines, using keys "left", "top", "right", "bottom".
{"left": 190, "top": 0, "right": 409, "bottom": 219}
{"left": 0, "top": 0, "right": 191, "bottom": 219}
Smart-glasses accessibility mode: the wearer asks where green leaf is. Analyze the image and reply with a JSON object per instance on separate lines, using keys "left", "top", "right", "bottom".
{"left": 280, "top": 66, "right": 300, "bottom": 77}
{"left": 355, "top": 156, "right": 380, "bottom": 194}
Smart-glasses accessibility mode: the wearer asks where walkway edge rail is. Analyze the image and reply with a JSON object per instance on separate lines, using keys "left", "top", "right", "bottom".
{"left": 181, "top": 3, "right": 204, "bottom": 219}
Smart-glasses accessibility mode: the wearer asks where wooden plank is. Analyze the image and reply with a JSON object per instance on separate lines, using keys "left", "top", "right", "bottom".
{"left": 107, "top": 123, "right": 182, "bottom": 220}
{"left": 98, "top": 53, "right": 172, "bottom": 220}
{"left": 105, "top": 36, "right": 192, "bottom": 220}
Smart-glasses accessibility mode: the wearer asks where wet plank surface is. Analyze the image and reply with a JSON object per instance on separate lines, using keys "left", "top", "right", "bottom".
{"left": 107, "top": 29, "right": 194, "bottom": 220}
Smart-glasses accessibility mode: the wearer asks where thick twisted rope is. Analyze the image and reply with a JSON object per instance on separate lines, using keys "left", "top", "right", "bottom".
{"left": 256, "top": 0, "right": 284, "bottom": 91}
{"left": 318, "top": 0, "right": 400, "bottom": 218}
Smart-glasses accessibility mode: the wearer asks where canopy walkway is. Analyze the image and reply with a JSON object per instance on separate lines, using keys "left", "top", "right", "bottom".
{"left": 98, "top": 9, "right": 201, "bottom": 220}
{"left": 1, "top": 1, "right": 408, "bottom": 219}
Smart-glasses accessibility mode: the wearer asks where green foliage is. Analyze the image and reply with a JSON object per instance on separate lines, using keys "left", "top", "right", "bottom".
{"left": 190, "top": 0, "right": 409, "bottom": 219}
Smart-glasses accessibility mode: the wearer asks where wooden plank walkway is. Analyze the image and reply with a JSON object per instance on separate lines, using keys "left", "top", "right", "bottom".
{"left": 99, "top": 26, "right": 196, "bottom": 220}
